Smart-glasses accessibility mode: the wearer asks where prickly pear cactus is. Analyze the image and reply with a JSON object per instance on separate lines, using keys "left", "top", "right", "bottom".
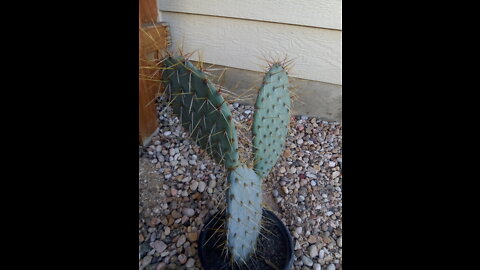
{"left": 226, "top": 165, "right": 263, "bottom": 263}
{"left": 252, "top": 64, "right": 291, "bottom": 178}
{"left": 162, "top": 57, "right": 240, "bottom": 170}
{"left": 162, "top": 55, "right": 292, "bottom": 267}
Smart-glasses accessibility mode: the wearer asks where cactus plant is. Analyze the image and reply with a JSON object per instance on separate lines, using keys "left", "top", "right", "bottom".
{"left": 162, "top": 56, "right": 291, "bottom": 267}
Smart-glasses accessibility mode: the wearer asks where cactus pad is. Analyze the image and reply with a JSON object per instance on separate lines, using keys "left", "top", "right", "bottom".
{"left": 226, "top": 165, "right": 263, "bottom": 262}
{"left": 162, "top": 57, "right": 240, "bottom": 169}
{"left": 252, "top": 64, "right": 291, "bottom": 178}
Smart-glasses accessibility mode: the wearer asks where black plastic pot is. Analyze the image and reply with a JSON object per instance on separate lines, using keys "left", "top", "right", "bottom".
{"left": 198, "top": 209, "right": 294, "bottom": 270}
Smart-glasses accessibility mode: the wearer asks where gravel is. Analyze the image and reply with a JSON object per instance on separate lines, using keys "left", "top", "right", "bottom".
{"left": 139, "top": 101, "right": 342, "bottom": 269}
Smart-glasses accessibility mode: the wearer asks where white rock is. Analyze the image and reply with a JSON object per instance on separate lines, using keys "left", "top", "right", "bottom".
{"left": 164, "top": 131, "right": 171, "bottom": 136}
{"left": 332, "top": 171, "right": 341, "bottom": 178}
{"left": 190, "top": 181, "right": 199, "bottom": 191}
{"left": 308, "top": 244, "right": 319, "bottom": 258}
{"left": 327, "top": 264, "right": 336, "bottom": 270}
{"left": 182, "top": 208, "right": 195, "bottom": 217}
{"left": 328, "top": 161, "right": 336, "bottom": 167}
{"left": 313, "top": 263, "right": 322, "bottom": 270}
{"left": 301, "top": 256, "right": 313, "bottom": 267}
{"left": 152, "top": 240, "right": 167, "bottom": 253}
{"left": 319, "top": 249, "right": 325, "bottom": 259}
{"left": 198, "top": 181, "right": 207, "bottom": 192}
{"left": 208, "top": 179, "right": 216, "bottom": 189}
{"left": 337, "top": 236, "right": 342, "bottom": 247}
{"left": 186, "top": 258, "right": 195, "bottom": 268}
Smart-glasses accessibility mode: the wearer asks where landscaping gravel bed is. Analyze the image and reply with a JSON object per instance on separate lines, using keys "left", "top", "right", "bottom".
{"left": 139, "top": 99, "right": 342, "bottom": 270}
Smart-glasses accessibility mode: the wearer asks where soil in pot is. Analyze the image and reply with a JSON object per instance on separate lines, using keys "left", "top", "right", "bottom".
{"left": 198, "top": 209, "right": 293, "bottom": 270}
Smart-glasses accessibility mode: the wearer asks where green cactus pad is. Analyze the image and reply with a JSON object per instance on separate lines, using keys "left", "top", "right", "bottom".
{"left": 226, "top": 165, "right": 263, "bottom": 263}
{"left": 252, "top": 64, "right": 291, "bottom": 178}
{"left": 162, "top": 57, "right": 240, "bottom": 169}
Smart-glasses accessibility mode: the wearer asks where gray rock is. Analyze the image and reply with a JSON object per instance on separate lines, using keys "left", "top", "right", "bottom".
{"left": 180, "top": 159, "right": 188, "bottom": 166}
{"left": 198, "top": 181, "right": 206, "bottom": 192}
{"left": 177, "top": 254, "right": 187, "bottom": 264}
{"left": 176, "top": 235, "right": 186, "bottom": 247}
{"left": 313, "top": 263, "right": 322, "bottom": 270}
{"left": 327, "top": 264, "right": 336, "bottom": 270}
{"left": 337, "top": 236, "right": 342, "bottom": 247}
{"left": 319, "top": 249, "right": 325, "bottom": 259}
{"left": 182, "top": 208, "right": 195, "bottom": 217}
{"left": 308, "top": 244, "right": 319, "bottom": 258}
{"left": 152, "top": 240, "right": 167, "bottom": 253}
{"left": 208, "top": 179, "right": 216, "bottom": 189}
{"left": 141, "top": 255, "right": 153, "bottom": 267}
{"left": 301, "top": 255, "right": 313, "bottom": 267}
{"left": 156, "top": 262, "right": 166, "bottom": 270}
{"left": 185, "top": 258, "right": 195, "bottom": 268}
{"left": 190, "top": 181, "right": 199, "bottom": 192}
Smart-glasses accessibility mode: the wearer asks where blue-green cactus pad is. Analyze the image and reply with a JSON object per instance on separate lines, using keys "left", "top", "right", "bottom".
{"left": 252, "top": 64, "right": 291, "bottom": 178}
{"left": 226, "top": 165, "right": 263, "bottom": 262}
{"left": 162, "top": 57, "right": 240, "bottom": 169}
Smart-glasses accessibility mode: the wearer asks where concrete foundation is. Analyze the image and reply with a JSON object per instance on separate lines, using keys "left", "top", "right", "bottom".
{"left": 199, "top": 63, "right": 342, "bottom": 122}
